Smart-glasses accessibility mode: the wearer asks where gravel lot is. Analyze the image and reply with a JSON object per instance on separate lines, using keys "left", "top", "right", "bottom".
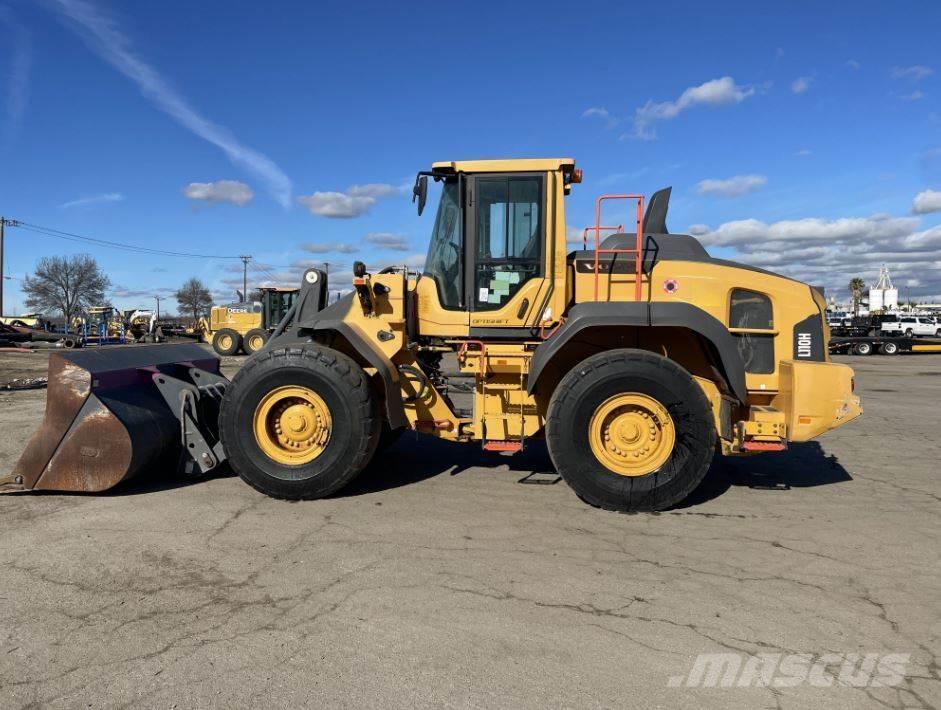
{"left": 0, "top": 345, "right": 938, "bottom": 708}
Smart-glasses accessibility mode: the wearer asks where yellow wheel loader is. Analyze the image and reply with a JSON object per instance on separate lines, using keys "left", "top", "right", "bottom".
{"left": 2, "top": 159, "right": 862, "bottom": 512}
{"left": 205, "top": 287, "right": 298, "bottom": 356}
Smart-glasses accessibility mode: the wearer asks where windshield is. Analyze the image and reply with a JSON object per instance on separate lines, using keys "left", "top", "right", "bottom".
{"left": 423, "top": 179, "right": 462, "bottom": 308}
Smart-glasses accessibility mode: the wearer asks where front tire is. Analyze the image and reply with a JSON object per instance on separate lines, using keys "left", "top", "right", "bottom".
{"left": 546, "top": 349, "right": 716, "bottom": 512}
{"left": 854, "top": 341, "right": 873, "bottom": 356}
{"left": 219, "top": 346, "right": 380, "bottom": 499}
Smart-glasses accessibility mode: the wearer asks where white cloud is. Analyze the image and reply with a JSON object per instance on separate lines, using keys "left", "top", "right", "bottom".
{"left": 795, "top": 149, "right": 813, "bottom": 156}
{"left": 913, "top": 189, "right": 941, "bottom": 214}
{"left": 696, "top": 174, "right": 768, "bottom": 198}
{"left": 583, "top": 107, "right": 611, "bottom": 120}
{"left": 365, "top": 232, "right": 409, "bottom": 251}
{"left": 51, "top": 0, "right": 292, "bottom": 207}
{"left": 845, "top": 59, "right": 861, "bottom": 70}
{"left": 697, "top": 213, "right": 918, "bottom": 248}
{"left": 183, "top": 180, "right": 253, "bottom": 206}
{"left": 111, "top": 284, "right": 174, "bottom": 299}
{"left": 297, "top": 183, "right": 398, "bottom": 218}
{"left": 688, "top": 211, "right": 941, "bottom": 299}
{"left": 297, "top": 192, "right": 374, "bottom": 218}
{"left": 791, "top": 76, "right": 813, "bottom": 94}
{"left": 900, "top": 224, "right": 941, "bottom": 250}
{"left": 302, "top": 242, "right": 359, "bottom": 254}
{"left": 403, "top": 253, "right": 426, "bottom": 269}
{"left": 0, "top": 7, "right": 30, "bottom": 147}
{"left": 631, "top": 77, "right": 754, "bottom": 140}
{"left": 59, "top": 192, "right": 124, "bottom": 208}
{"left": 582, "top": 106, "right": 618, "bottom": 128}
{"left": 900, "top": 90, "right": 925, "bottom": 101}
{"left": 566, "top": 225, "right": 585, "bottom": 245}
{"left": 892, "top": 65, "right": 934, "bottom": 81}
{"left": 347, "top": 183, "right": 398, "bottom": 199}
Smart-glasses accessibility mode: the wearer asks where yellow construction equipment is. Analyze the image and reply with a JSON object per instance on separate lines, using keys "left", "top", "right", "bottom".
{"left": 202, "top": 287, "right": 298, "bottom": 356}
{"left": 4, "top": 158, "right": 861, "bottom": 511}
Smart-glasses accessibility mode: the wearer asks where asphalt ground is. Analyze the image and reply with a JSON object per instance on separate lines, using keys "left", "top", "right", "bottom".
{"left": 0, "top": 345, "right": 938, "bottom": 708}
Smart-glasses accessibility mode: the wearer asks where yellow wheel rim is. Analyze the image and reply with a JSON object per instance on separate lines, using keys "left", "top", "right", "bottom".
{"left": 588, "top": 393, "right": 675, "bottom": 476}
{"left": 248, "top": 334, "right": 265, "bottom": 351}
{"left": 253, "top": 385, "right": 332, "bottom": 465}
{"left": 219, "top": 334, "right": 232, "bottom": 350}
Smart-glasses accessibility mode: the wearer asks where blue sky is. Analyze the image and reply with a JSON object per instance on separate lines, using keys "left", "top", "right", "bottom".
{"left": 1, "top": 0, "right": 940, "bottom": 314}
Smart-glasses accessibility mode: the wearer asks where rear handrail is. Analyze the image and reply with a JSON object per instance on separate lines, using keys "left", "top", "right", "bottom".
{"left": 592, "top": 194, "right": 645, "bottom": 302}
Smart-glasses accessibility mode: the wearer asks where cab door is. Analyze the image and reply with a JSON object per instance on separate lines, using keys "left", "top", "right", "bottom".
{"left": 465, "top": 173, "right": 548, "bottom": 332}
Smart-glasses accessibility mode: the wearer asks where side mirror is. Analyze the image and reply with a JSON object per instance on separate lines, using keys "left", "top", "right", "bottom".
{"left": 412, "top": 175, "right": 428, "bottom": 216}
{"left": 353, "top": 260, "right": 367, "bottom": 278}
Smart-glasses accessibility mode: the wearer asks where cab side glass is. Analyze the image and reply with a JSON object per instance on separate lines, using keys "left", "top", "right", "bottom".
{"left": 730, "top": 289, "right": 775, "bottom": 374}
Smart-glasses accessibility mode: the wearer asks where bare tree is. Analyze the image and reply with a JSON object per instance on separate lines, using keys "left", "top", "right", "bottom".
{"left": 175, "top": 277, "right": 213, "bottom": 322}
{"left": 22, "top": 255, "right": 110, "bottom": 333}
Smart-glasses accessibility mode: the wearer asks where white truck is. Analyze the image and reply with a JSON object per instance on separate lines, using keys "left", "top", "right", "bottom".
{"left": 881, "top": 316, "right": 941, "bottom": 338}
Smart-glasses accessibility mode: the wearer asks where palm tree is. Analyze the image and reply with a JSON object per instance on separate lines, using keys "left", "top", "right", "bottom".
{"left": 849, "top": 277, "right": 866, "bottom": 317}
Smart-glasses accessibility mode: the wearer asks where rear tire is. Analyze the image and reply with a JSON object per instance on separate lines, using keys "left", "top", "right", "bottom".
{"left": 854, "top": 341, "right": 873, "bottom": 356}
{"left": 212, "top": 328, "right": 242, "bottom": 356}
{"left": 546, "top": 349, "right": 716, "bottom": 512}
{"left": 243, "top": 328, "right": 268, "bottom": 355}
{"left": 905, "top": 328, "right": 914, "bottom": 338}
{"left": 219, "top": 346, "right": 380, "bottom": 499}
{"left": 880, "top": 341, "right": 899, "bottom": 355}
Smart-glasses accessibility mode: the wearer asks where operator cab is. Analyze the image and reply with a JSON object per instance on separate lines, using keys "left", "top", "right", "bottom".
{"left": 415, "top": 158, "right": 578, "bottom": 333}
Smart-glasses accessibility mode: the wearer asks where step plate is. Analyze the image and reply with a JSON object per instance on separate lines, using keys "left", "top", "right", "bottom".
{"left": 482, "top": 440, "right": 523, "bottom": 452}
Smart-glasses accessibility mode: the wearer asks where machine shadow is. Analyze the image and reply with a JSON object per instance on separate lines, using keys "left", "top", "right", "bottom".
{"left": 338, "top": 433, "right": 556, "bottom": 497}
{"left": 97, "top": 436, "right": 851, "bottom": 509}
{"left": 676, "top": 441, "right": 853, "bottom": 509}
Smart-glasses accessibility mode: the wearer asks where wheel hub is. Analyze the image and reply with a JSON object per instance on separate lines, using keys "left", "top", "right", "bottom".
{"left": 589, "top": 393, "right": 675, "bottom": 476}
{"left": 253, "top": 386, "right": 332, "bottom": 464}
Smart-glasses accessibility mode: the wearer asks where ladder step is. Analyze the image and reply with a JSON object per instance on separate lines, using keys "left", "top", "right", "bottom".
{"left": 483, "top": 440, "right": 523, "bottom": 453}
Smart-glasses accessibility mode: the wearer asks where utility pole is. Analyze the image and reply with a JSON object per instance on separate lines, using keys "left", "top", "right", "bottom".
{"left": 239, "top": 255, "right": 251, "bottom": 302}
{"left": 1, "top": 216, "right": 5, "bottom": 317}
{"left": 0, "top": 217, "right": 19, "bottom": 317}
{"left": 155, "top": 295, "right": 161, "bottom": 320}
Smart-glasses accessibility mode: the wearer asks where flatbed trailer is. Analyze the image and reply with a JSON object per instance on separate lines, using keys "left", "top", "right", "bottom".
{"left": 830, "top": 336, "right": 941, "bottom": 356}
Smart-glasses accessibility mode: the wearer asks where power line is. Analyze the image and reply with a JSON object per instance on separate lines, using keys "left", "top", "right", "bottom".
{"left": 250, "top": 261, "right": 287, "bottom": 283}
{"left": 11, "top": 220, "right": 244, "bottom": 260}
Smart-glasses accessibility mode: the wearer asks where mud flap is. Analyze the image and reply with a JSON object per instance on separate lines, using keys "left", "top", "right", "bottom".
{"left": 2, "top": 344, "right": 228, "bottom": 493}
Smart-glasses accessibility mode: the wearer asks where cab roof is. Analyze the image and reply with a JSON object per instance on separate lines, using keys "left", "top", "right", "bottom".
{"left": 432, "top": 158, "right": 575, "bottom": 174}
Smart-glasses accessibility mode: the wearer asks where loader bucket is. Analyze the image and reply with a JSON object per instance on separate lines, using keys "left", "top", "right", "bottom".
{"left": 6, "top": 344, "right": 224, "bottom": 493}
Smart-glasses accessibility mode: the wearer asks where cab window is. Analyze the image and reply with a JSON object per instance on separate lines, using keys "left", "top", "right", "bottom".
{"left": 473, "top": 175, "right": 543, "bottom": 310}
{"left": 423, "top": 180, "right": 463, "bottom": 308}
{"left": 729, "top": 289, "right": 775, "bottom": 374}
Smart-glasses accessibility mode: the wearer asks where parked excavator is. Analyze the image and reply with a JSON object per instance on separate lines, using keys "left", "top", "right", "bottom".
{"left": 2, "top": 159, "right": 862, "bottom": 511}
